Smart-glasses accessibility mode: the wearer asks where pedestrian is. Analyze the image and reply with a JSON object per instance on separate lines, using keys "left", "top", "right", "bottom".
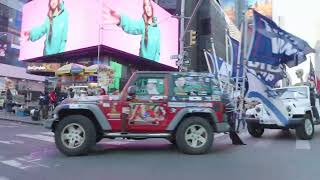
{"left": 49, "top": 89, "right": 58, "bottom": 108}
{"left": 99, "top": 88, "right": 106, "bottom": 95}
{"left": 39, "top": 91, "right": 49, "bottom": 120}
{"left": 68, "top": 88, "right": 74, "bottom": 98}
{"left": 221, "top": 89, "right": 246, "bottom": 145}
{"left": 5, "top": 88, "right": 13, "bottom": 113}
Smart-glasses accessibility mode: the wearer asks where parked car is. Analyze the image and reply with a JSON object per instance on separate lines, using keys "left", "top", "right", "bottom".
{"left": 245, "top": 86, "right": 320, "bottom": 140}
{"left": 45, "top": 71, "right": 231, "bottom": 156}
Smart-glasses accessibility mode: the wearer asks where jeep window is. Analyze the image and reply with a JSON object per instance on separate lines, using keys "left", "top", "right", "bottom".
{"left": 173, "top": 76, "right": 211, "bottom": 96}
{"left": 275, "top": 87, "right": 308, "bottom": 99}
{"left": 133, "top": 77, "right": 165, "bottom": 96}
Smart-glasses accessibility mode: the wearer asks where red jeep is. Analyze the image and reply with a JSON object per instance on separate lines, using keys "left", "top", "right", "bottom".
{"left": 45, "top": 71, "right": 230, "bottom": 156}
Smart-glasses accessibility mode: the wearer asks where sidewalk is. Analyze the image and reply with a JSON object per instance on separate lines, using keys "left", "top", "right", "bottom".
{"left": 0, "top": 110, "right": 45, "bottom": 125}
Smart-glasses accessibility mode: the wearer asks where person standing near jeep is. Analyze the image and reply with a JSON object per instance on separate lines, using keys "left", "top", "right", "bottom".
{"left": 221, "top": 90, "right": 246, "bottom": 145}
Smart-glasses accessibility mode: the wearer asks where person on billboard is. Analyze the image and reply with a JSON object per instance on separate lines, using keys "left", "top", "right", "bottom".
{"left": 22, "top": 0, "right": 69, "bottom": 56}
{"left": 103, "top": 0, "right": 160, "bottom": 61}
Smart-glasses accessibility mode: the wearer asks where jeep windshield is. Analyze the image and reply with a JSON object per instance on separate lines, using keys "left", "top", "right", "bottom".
{"left": 273, "top": 87, "right": 308, "bottom": 99}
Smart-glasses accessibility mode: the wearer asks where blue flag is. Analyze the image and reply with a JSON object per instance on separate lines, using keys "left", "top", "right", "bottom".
{"left": 248, "top": 10, "right": 315, "bottom": 68}
{"left": 229, "top": 37, "right": 243, "bottom": 78}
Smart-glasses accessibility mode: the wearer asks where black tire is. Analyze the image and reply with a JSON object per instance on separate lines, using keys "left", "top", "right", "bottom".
{"left": 296, "top": 115, "right": 314, "bottom": 140}
{"left": 55, "top": 115, "right": 96, "bottom": 156}
{"left": 167, "top": 135, "right": 176, "bottom": 145}
{"left": 96, "top": 132, "right": 104, "bottom": 143}
{"left": 175, "top": 117, "right": 213, "bottom": 155}
{"left": 247, "top": 122, "right": 264, "bottom": 138}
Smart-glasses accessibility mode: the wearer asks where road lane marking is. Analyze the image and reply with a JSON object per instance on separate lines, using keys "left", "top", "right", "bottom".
{"left": 0, "top": 176, "right": 10, "bottom": 180}
{"left": 0, "top": 141, "right": 14, "bottom": 145}
{"left": 0, "top": 154, "right": 50, "bottom": 170}
{"left": 0, "top": 160, "right": 30, "bottom": 170}
{"left": 16, "top": 134, "right": 54, "bottom": 143}
{"left": 295, "top": 140, "right": 311, "bottom": 150}
{"left": 40, "top": 132, "right": 54, "bottom": 136}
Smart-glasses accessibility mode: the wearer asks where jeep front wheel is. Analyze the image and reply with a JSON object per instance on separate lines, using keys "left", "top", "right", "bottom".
{"left": 247, "top": 122, "right": 264, "bottom": 138}
{"left": 296, "top": 116, "right": 314, "bottom": 140}
{"left": 55, "top": 115, "right": 96, "bottom": 156}
{"left": 176, "top": 117, "right": 213, "bottom": 154}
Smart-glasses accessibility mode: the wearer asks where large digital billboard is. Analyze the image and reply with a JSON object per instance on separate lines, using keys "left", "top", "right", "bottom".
{"left": 20, "top": 0, "right": 178, "bottom": 67}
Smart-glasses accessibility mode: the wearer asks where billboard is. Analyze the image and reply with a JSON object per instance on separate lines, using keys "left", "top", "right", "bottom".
{"left": 221, "top": 0, "right": 236, "bottom": 24}
{"left": 20, "top": 0, "right": 178, "bottom": 67}
{"left": 248, "top": 0, "right": 272, "bottom": 19}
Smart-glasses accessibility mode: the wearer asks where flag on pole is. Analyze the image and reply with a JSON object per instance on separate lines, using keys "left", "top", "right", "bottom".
{"left": 248, "top": 10, "right": 315, "bottom": 68}
{"left": 308, "top": 60, "right": 316, "bottom": 83}
{"left": 308, "top": 60, "right": 317, "bottom": 89}
{"left": 246, "top": 70, "right": 289, "bottom": 126}
{"left": 228, "top": 36, "right": 243, "bottom": 78}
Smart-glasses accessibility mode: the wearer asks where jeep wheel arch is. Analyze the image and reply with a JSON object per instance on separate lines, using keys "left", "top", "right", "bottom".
{"left": 166, "top": 108, "right": 219, "bottom": 132}
{"left": 56, "top": 104, "right": 112, "bottom": 132}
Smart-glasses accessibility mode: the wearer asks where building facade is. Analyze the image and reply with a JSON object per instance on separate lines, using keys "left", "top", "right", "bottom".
{"left": 0, "top": 0, "right": 45, "bottom": 94}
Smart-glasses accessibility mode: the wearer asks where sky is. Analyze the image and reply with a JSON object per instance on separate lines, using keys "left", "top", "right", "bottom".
{"left": 272, "top": 0, "right": 320, "bottom": 84}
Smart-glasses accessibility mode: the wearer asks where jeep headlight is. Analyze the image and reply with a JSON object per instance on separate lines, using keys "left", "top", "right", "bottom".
{"left": 255, "top": 107, "right": 261, "bottom": 113}
{"left": 286, "top": 106, "right": 292, "bottom": 113}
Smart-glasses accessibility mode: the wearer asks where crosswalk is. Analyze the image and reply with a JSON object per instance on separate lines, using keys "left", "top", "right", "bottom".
{"left": 0, "top": 130, "right": 316, "bottom": 151}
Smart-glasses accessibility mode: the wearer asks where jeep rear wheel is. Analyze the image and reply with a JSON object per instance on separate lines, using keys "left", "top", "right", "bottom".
{"left": 247, "top": 122, "right": 264, "bottom": 138}
{"left": 175, "top": 117, "right": 213, "bottom": 154}
{"left": 55, "top": 115, "right": 96, "bottom": 156}
{"left": 296, "top": 116, "right": 314, "bottom": 140}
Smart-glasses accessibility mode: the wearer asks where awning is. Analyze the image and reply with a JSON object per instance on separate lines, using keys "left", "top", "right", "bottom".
{"left": 0, "top": 64, "right": 45, "bottom": 81}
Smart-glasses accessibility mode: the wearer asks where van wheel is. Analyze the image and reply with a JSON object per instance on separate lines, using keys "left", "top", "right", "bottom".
{"left": 175, "top": 117, "right": 213, "bottom": 155}
{"left": 296, "top": 115, "right": 314, "bottom": 140}
{"left": 55, "top": 115, "right": 96, "bottom": 156}
{"left": 247, "top": 122, "right": 264, "bottom": 138}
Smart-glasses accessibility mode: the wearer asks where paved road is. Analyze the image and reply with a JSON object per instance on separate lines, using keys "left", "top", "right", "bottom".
{"left": 0, "top": 120, "right": 319, "bottom": 180}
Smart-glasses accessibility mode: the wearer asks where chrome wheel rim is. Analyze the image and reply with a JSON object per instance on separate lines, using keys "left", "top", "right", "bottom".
{"left": 185, "top": 125, "right": 208, "bottom": 148}
{"left": 61, "top": 123, "right": 86, "bottom": 149}
{"left": 305, "top": 119, "right": 313, "bottom": 136}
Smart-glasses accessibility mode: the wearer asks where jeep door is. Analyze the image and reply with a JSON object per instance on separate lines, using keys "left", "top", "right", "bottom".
{"left": 123, "top": 73, "right": 169, "bottom": 132}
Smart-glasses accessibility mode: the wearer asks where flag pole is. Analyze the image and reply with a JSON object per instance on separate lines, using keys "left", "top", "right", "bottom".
{"left": 235, "top": 23, "right": 243, "bottom": 93}
{"left": 237, "top": 11, "right": 249, "bottom": 131}
{"left": 225, "top": 28, "right": 232, "bottom": 93}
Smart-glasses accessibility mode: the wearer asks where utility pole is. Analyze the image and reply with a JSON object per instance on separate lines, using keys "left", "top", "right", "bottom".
{"left": 179, "top": 0, "right": 185, "bottom": 58}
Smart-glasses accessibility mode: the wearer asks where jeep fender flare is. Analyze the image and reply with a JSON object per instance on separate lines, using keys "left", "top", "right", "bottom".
{"left": 55, "top": 104, "right": 112, "bottom": 130}
{"left": 166, "top": 108, "right": 219, "bottom": 131}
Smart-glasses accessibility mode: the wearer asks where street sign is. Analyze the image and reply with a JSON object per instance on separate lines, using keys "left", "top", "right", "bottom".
{"left": 183, "top": 59, "right": 191, "bottom": 65}
{"left": 170, "top": 55, "right": 179, "bottom": 59}
{"left": 171, "top": 54, "right": 185, "bottom": 60}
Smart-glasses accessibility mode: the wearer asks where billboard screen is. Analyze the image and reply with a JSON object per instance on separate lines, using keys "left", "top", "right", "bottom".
{"left": 20, "top": 0, "right": 178, "bottom": 67}
{"left": 248, "top": 0, "right": 272, "bottom": 19}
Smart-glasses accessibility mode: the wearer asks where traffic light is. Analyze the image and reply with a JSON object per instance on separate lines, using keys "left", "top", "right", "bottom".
{"left": 189, "top": 30, "right": 197, "bottom": 46}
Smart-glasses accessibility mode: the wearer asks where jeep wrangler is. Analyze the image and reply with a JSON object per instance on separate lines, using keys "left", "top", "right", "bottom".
{"left": 245, "top": 86, "right": 320, "bottom": 140}
{"left": 45, "top": 71, "right": 230, "bottom": 156}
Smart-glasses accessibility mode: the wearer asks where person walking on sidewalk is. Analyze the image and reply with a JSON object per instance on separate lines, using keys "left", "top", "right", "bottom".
{"left": 5, "top": 88, "right": 13, "bottom": 114}
{"left": 39, "top": 91, "right": 49, "bottom": 120}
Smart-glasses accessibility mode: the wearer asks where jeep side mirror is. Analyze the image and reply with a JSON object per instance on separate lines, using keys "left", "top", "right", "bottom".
{"left": 127, "top": 86, "right": 137, "bottom": 101}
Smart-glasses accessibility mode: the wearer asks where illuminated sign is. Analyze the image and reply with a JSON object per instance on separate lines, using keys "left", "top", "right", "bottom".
{"left": 20, "top": 0, "right": 178, "bottom": 67}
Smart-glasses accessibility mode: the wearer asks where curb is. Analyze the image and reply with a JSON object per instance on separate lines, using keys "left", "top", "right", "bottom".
{"left": 0, "top": 118, "right": 44, "bottom": 126}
